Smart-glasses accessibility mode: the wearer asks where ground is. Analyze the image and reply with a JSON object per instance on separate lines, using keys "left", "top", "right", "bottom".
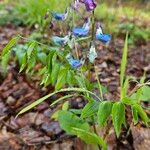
{"left": 0, "top": 23, "right": 150, "bottom": 150}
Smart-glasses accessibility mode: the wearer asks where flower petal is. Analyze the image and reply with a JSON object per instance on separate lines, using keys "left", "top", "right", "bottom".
{"left": 81, "top": 0, "right": 97, "bottom": 11}
{"left": 88, "top": 44, "right": 97, "bottom": 63}
{"left": 96, "top": 34, "right": 112, "bottom": 44}
{"left": 52, "top": 35, "right": 69, "bottom": 45}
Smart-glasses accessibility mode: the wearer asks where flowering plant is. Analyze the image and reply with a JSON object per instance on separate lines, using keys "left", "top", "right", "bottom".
{"left": 1, "top": 0, "right": 149, "bottom": 149}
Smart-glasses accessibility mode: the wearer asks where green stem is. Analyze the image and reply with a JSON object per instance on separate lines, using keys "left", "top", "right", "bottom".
{"left": 87, "top": 10, "right": 95, "bottom": 81}
{"left": 91, "top": 10, "right": 95, "bottom": 42}
{"left": 94, "top": 63, "right": 104, "bottom": 100}
{"left": 92, "top": 117, "right": 101, "bottom": 150}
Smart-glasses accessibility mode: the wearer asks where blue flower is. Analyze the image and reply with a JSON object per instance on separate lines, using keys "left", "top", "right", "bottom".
{"left": 96, "top": 26, "right": 112, "bottom": 44}
{"left": 51, "top": 8, "right": 69, "bottom": 21}
{"left": 72, "top": 18, "right": 90, "bottom": 37}
{"left": 52, "top": 35, "right": 69, "bottom": 46}
{"left": 96, "top": 34, "right": 112, "bottom": 44}
{"left": 66, "top": 54, "right": 82, "bottom": 69}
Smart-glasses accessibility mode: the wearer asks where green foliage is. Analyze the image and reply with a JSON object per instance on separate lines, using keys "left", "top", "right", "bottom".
{"left": 130, "top": 85, "right": 150, "bottom": 102}
{"left": 112, "top": 102, "right": 126, "bottom": 138}
{"left": 81, "top": 100, "right": 100, "bottom": 119}
{"left": 58, "top": 110, "right": 90, "bottom": 135}
{"left": 132, "top": 104, "right": 149, "bottom": 125}
{"left": 17, "top": 87, "right": 102, "bottom": 116}
{"left": 57, "top": 110, "right": 107, "bottom": 149}
{"left": 98, "top": 101, "right": 113, "bottom": 127}
{"left": 11, "top": 0, "right": 70, "bottom": 27}
{"left": 1, "top": 1, "right": 150, "bottom": 147}
{"left": 120, "top": 33, "right": 128, "bottom": 99}
{"left": 0, "top": 36, "right": 20, "bottom": 74}
{"left": 73, "top": 128, "right": 107, "bottom": 150}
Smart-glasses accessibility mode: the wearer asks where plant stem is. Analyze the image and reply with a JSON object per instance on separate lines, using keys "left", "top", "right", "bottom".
{"left": 94, "top": 63, "right": 104, "bottom": 100}
{"left": 72, "top": 0, "right": 79, "bottom": 59}
{"left": 88, "top": 10, "right": 95, "bottom": 81}
{"left": 92, "top": 117, "right": 101, "bottom": 150}
{"left": 91, "top": 10, "right": 95, "bottom": 42}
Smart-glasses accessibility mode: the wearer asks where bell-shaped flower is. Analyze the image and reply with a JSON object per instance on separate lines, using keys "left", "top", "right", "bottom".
{"left": 72, "top": 18, "right": 90, "bottom": 37}
{"left": 80, "top": 0, "right": 97, "bottom": 11}
{"left": 96, "top": 25, "right": 112, "bottom": 44}
{"left": 51, "top": 8, "right": 69, "bottom": 21}
{"left": 66, "top": 54, "right": 82, "bottom": 69}
{"left": 71, "top": 0, "right": 80, "bottom": 11}
{"left": 88, "top": 43, "right": 97, "bottom": 63}
{"left": 52, "top": 35, "right": 69, "bottom": 46}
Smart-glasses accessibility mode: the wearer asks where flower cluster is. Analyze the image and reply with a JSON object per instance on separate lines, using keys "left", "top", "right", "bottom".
{"left": 45, "top": 0, "right": 111, "bottom": 69}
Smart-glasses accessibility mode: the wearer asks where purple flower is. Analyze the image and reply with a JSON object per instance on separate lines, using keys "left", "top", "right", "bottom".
{"left": 72, "top": 18, "right": 90, "bottom": 37}
{"left": 96, "top": 26, "right": 112, "bottom": 44}
{"left": 51, "top": 8, "right": 69, "bottom": 21}
{"left": 80, "top": 0, "right": 97, "bottom": 11}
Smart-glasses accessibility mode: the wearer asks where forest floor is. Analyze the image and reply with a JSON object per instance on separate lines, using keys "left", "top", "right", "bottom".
{"left": 0, "top": 24, "right": 150, "bottom": 150}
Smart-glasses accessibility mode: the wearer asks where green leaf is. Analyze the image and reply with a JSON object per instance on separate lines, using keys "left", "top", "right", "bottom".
{"left": 67, "top": 71, "right": 76, "bottom": 86}
{"left": 120, "top": 33, "right": 128, "bottom": 98}
{"left": 122, "top": 97, "right": 136, "bottom": 105}
{"left": 132, "top": 104, "right": 149, "bottom": 125}
{"left": 112, "top": 102, "right": 126, "bottom": 138}
{"left": 98, "top": 101, "right": 113, "bottom": 127}
{"left": 81, "top": 100, "right": 100, "bottom": 119}
{"left": 27, "top": 42, "right": 36, "bottom": 60}
{"left": 50, "top": 94, "right": 74, "bottom": 107}
{"left": 140, "top": 86, "right": 150, "bottom": 102}
{"left": 69, "top": 109, "right": 82, "bottom": 115}
{"left": 72, "top": 128, "right": 107, "bottom": 150}
{"left": 1, "top": 36, "right": 19, "bottom": 57}
{"left": 1, "top": 51, "right": 10, "bottom": 75}
{"left": 62, "top": 101, "right": 69, "bottom": 111}
{"left": 132, "top": 106, "right": 138, "bottom": 125}
{"left": 58, "top": 110, "right": 90, "bottom": 135}
{"left": 47, "top": 51, "right": 55, "bottom": 74}
{"left": 75, "top": 75, "right": 87, "bottom": 89}
{"left": 51, "top": 63, "right": 60, "bottom": 85}
{"left": 37, "top": 52, "right": 47, "bottom": 64}
{"left": 122, "top": 77, "right": 129, "bottom": 99}
{"left": 19, "top": 52, "right": 27, "bottom": 72}
{"left": 51, "top": 110, "right": 60, "bottom": 120}
{"left": 17, "top": 87, "right": 101, "bottom": 116}
{"left": 55, "top": 68, "right": 68, "bottom": 90}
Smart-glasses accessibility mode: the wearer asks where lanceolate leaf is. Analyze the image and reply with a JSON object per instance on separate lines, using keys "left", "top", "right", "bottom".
{"left": 112, "top": 102, "right": 125, "bottom": 138}
{"left": 50, "top": 94, "right": 74, "bottom": 107}
{"left": 132, "top": 104, "right": 149, "bottom": 125}
{"left": 47, "top": 51, "right": 55, "bottom": 74}
{"left": 27, "top": 42, "right": 36, "bottom": 60}
{"left": 1, "top": 36, "right": 20, "bottom": 57}
{"left": 120, "top": 33, "right": 128, "bottom": 98}
{"left": 132, "top": 106, "right": 138, "bottom": 125}
{"left": 98, "top": 101, "right": 113, "bottom": 127}
{"left": 55, "top": 68, "right": 68, "bottom": 90}
{"left": 140, "top": 86, "right": 150, "bottom": 102}
{"left": 51, "top": 63, "right": 60, "bottom": 85}
{"left": 72, "top": 128, "right": 107, "bottom": 150}
{"left": 19, "top": 52, "right": 27, "bottom": 72}
{"left": 81, "top": 100, "right": 100, "bottom": 119}
{"left": 17, "top": 87, "right": 101, "bottom": 116}
{"left": 58, "top": 110, "right": 90, "bottom": 135}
